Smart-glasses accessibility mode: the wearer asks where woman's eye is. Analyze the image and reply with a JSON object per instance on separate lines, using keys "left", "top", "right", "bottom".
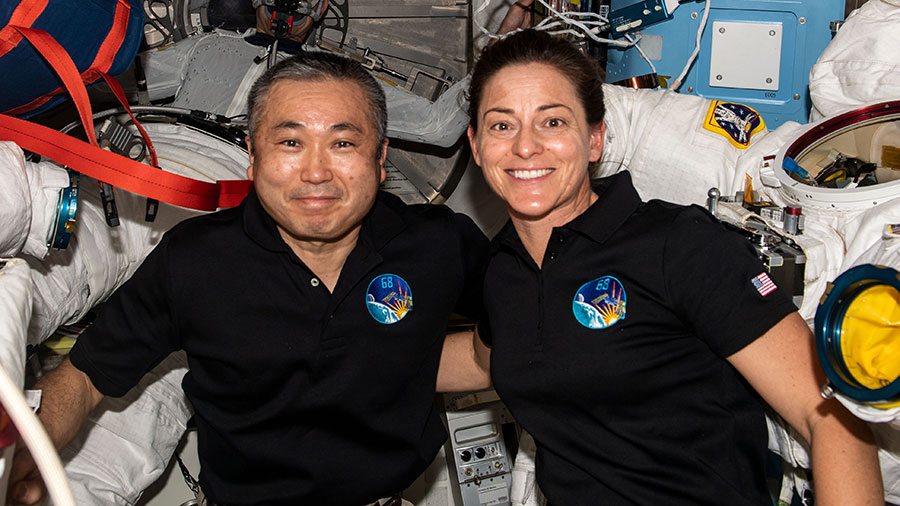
{"left": 489, "top": 122, "right": 510, "bottom": 131}
{"left": 546, "top": 118, "right": 564, "bottom": 128}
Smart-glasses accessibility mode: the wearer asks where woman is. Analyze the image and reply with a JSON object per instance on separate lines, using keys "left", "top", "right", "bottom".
{"left": 467, "top": 29, "right": 882, "bottom": 505}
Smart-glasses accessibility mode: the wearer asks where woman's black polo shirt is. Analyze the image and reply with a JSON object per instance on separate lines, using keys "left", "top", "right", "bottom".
{"left": 480, "top": 171, "right": 796, "bottom": 505}
{"left": 70, "top": 189, "right": 488, "bottom": 506}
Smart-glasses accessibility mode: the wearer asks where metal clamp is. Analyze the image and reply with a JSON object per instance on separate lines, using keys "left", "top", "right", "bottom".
{"left": 47, "top": 172, "right": 80, "bottom": 250}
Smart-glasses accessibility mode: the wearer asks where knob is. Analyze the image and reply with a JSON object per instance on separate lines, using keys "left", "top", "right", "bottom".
{"left": 474, "top": 447, "right": 486, "bottom": 459}
{"left": 460, "top": 450, "right": 472, "bottom": 462}
{"left": 707, "top": 187, "right": 720, "bottom": 216}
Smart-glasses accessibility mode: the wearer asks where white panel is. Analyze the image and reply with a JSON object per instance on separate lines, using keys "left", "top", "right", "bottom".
{"left": 709, "top": 21, "right": 782, "bottom": 91}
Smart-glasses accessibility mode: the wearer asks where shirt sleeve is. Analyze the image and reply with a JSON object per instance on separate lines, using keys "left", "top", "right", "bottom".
{"left": 69, "top": 234, "right": 181, "bottom": 397}
{"left": 662, "top": 206, "right": 798, "bottom": 358}
{"left": 450, "top": 211, "right": 490, "bottom": 324}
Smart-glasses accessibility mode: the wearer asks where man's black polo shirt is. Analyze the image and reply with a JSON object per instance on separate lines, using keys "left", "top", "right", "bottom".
{"left": 70, "top": 189, "right": 488, "bottom": 506}
{"left": 480, "top": 171, "right": 796, "bottom": 505}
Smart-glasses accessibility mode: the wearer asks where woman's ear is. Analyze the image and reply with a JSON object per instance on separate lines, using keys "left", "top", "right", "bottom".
{"left": 467, "top": 125, "right": 482, "bottom": 166}
{"left": 589, "top": 122, "right": 606, "bottom": 162}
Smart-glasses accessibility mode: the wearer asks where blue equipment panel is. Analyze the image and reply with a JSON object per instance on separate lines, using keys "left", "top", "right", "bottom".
{"left": 605, "top": 0, "right": 845, "bottom": 128}
{"left": 609, "top": 0, "right": 672, "bottom": 37}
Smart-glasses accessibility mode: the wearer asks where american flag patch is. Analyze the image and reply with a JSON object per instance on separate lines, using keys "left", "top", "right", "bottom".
{"left": 751, "top": 272, "right": 777, "bottom": 296}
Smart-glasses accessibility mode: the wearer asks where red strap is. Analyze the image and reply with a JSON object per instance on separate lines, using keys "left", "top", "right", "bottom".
{"left": 3, "top": 0, "right": 129, "bottom": 116}
{"left": 89, "top": 0, "right": 129, "bottom": 75}
{"left": 0, "top": 0, "right": 48, "bottom": 57}
{"left": 0, "top": 113, "right": 250, "bottom": 210}
{"left": 11, "top": 26, "right": 97, "bottom": 145}
{"left": 0, "top": 20, "right": 250, "bottom": 210}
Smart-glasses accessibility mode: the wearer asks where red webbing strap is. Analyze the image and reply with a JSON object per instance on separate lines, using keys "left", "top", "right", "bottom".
{"left": 11, "top": 26, "right": 97, "bottom": 145}
{"left": 0, "top": 114, "right": 251, "bottom": 210}
{"left": 4, "top": 0, "right": 129, "bottom": 116}
{"left": 0, "top": 0, "right": 48, "bottom": 57}
{"left": 88, "top": 0, "right": 129, "bottom": 74}
{"left": 217, "top": 179, "right": 254, "bottom": 208}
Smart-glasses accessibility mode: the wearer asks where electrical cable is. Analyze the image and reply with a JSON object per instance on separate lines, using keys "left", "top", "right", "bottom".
{"left": 59, "top": 105, "right": 245, "bottom": 136}
{"left": 624, "top": 33, "right": 658, "bottom": 76}
{"left": 669, "top": 0, "right": 710, "bottom": 92}
{"left": 475, "top": 0, "right": 625, "bottom": 45}
{"left": 472, "top": 0, "right": 647, "bottom": 67}
{"left": 0, "top": 364, "right": 75, "bottom": 506}
{"left": 475, "top": 0, "right": 710, "bottom": 92}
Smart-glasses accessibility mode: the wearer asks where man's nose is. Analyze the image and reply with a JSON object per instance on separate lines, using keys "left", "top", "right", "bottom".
{"left": 300, "top": 146, "right": 333, "bottom": 183}
{"left": 512, "top": 126, "right": 543, "bottom": 158}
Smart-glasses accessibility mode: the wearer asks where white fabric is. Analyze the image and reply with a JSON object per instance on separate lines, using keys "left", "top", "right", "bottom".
{"left": 0, "top": 258, "right": 34, "bottom": 498}
{"left": 169, "top": 31, "right": 264, "bottom": 115}
{"left": 599, "top": 85, "right": 765, "bottom": 205}
{"left": 809, "top": 0, "right": 900, "bottom": 121}
{"left": 52, "top": 353, "right": 191, "bottom": 506}
{"left": 147, "top": 30, "right": 471, "bottom": 148}
{"left": 142, "top": 32, "right": 227, "bottom": 103}
{"left": 0, "top": 143, "right": 70, "bottom": 260}
{"left": 508, "top": 431, "right": 545, "bottom": 506}
{"left": 381, "top": 77, "right": 471, "bottom": 148}
{"left": 0, "top": 258, "right": 32, "bottom": 394}
{"left": 0, "top": 144, "right": 30, "bottom": 258}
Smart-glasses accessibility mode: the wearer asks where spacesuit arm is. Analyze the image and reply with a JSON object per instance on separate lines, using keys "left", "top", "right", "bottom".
{"left": 727, "top": 312, "right": 883, "bottom": 506}
{"left": 436, "top": 327, "right": 491, "bottom": 393}
{"left": 7, "top": 357, "right": 104, "bottom": 505}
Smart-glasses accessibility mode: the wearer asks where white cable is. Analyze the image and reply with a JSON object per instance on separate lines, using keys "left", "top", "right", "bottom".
{"left": 624, "top": 33, "right": 658, "bottom": 76}
{"left": 0, "top": 365, "right": 75, "bottom": 506}
{"left": 669, "top": 0, "right": 711, "bottom": 92}
{"left": 474, "top": 0, "right": 629, "bottom": 46}
{"left": 473, "top": 0, "right": 501, "bottom": 39}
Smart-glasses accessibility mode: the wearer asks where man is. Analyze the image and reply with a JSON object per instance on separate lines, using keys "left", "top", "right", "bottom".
{"left": 10, "top": 51, "right": 491, "bottom": 506}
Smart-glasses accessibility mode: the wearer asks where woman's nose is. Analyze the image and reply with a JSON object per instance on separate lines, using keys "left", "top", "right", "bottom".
{"left": 512, "top": 126, "right": 542, "bottom": 158}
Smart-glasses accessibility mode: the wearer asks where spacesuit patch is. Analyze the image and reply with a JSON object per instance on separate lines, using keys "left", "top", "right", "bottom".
{"left": 702, "top": 101, "right": 766, "bottom": 149}
{"left": 572, "top": 276, "right": 627, "bottom": 329}
{"left": 366, "top": 274, "right": 413, "bottom": 324}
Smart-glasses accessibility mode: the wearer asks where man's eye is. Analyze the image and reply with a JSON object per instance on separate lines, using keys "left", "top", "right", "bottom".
{"left": 281, "top": 139, "right": 299, "bottom": 147}
{"left": 335, "top": 140, "right": 355, "bottom": 148}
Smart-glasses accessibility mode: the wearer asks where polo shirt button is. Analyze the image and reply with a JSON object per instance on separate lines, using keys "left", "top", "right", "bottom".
{"left": 310, "top": 278, "right": 320, "bottom": 287}
{"left": 549, "top": 251, "right": 557, "bottom": 260}
{"left": 557, "top": 235, "right": 565, "bottom": 243}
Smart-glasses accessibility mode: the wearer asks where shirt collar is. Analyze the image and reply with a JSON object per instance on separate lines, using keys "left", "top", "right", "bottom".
{"left": 243, "top": 187, "right": 406, "bottom": 253}
{"left": 358, "top": 191, "right": 407, "bottom": 251}
{"left": 491, "top": 170, "right": 642, "bottom": 253}
{"left": 565, "top": 170, "right": 642, "bottom": 244}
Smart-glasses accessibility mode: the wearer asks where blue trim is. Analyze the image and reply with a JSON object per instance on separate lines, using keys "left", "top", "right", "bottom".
{"left": 815, "top": 264, "right": 900, "bottom": 403}
{"left": 47, "top": 172, "right": 79, "bottom": 250}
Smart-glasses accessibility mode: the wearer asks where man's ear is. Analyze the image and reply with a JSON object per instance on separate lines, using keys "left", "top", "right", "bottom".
{"left": 246, "top": 135, "right": 255, "bottom": 180}
{"left": 589, "top": 122, "right": 606, "bottom": 163}
{"left": 467, "top": 125, "right": 481, "bottom": 166}
{"left": 378, "top": 138, "right": 389, "bottom": 183}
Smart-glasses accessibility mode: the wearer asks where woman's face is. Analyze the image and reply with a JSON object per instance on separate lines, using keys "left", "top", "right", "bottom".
{"left": 468, "top": 63, "right": 605, "bottom": 224}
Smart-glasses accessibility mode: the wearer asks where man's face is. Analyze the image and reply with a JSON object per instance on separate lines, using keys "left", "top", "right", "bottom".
{"left": 247, "top": 78, "right": 387, "bottom": 246}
